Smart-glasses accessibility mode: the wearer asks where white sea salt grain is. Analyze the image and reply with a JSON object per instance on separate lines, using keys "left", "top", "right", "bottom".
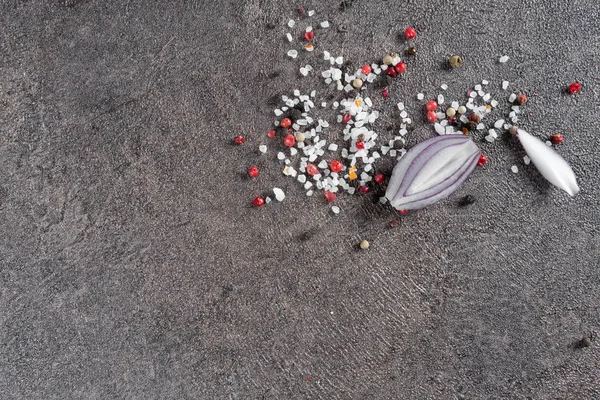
{"left": 474, "top": 84, "right": 482, "bottom": 91}
{"left": 511, "top": 165, "right": 518, "bottom": 173}
{"left": 308, "top": 9, "right": 315, "bottom": 16}
{"left": 397, "top": 102, "right": 404, "bottom": 111}
{"left": 491, "top": 99, "right": 499, "bottom": 107}
{"left": 290, "top": 148, "right": 298, "bottom": 156}
{"left": 306, "top": 190, "right": 313, "bottom": 196}
{"left": 494, "top": 119, "right": 505, "bottom": 129}
{"left": 502, "top": 81, "right": 509, "bottom": 90}
{"left": 485, "top": 135, "right": 495, "bottom": 143}
{"left": 287, "top": 49, "right": 298, "bottom": 59}
{"left": 499, "top": 55, "right": 510, "bottom": 63}
{"left": 288, "top": 20, "right": 295, "bottom": 28}
{"left": 335, "top": 56, "right": 344, "bottom": 65}
{"left": 328, "top": 143, "right": 338, "bottom": 151}
{"left": 469, "top": 91, "right": 477, "bottom": 98}
{"left": 434, "top": 123, "right": 444, "bottom": 135}
{"left": 482, "top": 80, "right": 489, "bottom": 85}
{"left": 331, "top": 206, "right": 340, "bottom": 214}
{"left": 437, "top": 94, "right": 445, "bottom": 105}
{"left": 320, "top": 21, "right": 330, "bottom": 28}
{"left": 259, "top": 145, "right": 267, "bottom": 154}
{"left": 441, "top": 84, "right": 448, "bottom": 90}
{"left": 523, "top": 155, "right": 531, "bottom": 165}
{"left": 298, "top": 174, "right": 307, "bottom": 183}
{"left": 508, "top": 93, "right": 517, "bottom": 102}
{"left": 451, "top": 101, "right": 459, "bottom": 109}
{"left": 546, "top": 141, "right": 552, "bottom": 147}
{"left": 273, "top": 188, "right": 285, "bottom": 201}
{"left": 265, "top": 196, "right": 271, "bottom": 204}
{"left": 417, "top": 93, "right": 424, "bottom": 100}
{"left": 286, "top": 33, "right": 293, "bottom": 42}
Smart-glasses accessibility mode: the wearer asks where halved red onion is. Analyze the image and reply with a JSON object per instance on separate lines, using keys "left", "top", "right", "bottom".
{"left": 385, "top": 135, "right": 481, "bottom": 210}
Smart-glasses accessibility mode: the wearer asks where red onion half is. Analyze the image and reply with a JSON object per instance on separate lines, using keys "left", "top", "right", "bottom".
{"left": 385, "top": 135, "right": 481, "bottom": 210}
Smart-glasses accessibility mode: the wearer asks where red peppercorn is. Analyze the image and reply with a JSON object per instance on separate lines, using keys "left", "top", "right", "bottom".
{"left": 425, "top": 100, "right": 438, "bottom": 111}
{"left": 477, "top": 154, "right": 487, "bottom": 166}
{"left": 517, "top": 94, "right": 528, "bottom": 105}
{"left": 342, "top": 113, "right": 352, "bottom": 123}
{"left": 306, "top": 163, "right": 319, "bottom": 176}
{"left": 280, "top": 118, "right": 292, "bottom": 128}
{"left": 399, "top": 210, "right": 409, "bottom": 215}
{"left": 297, "top": 7, "right": 305, "bottom": 14}
{"left": 568, "top": 82, "right": 581, "bottom": 94}
{"left": 253, "top": 196, "right": 265, "bottom": 207}
{"left": 304, "top": 31, "right": 314, "bottom": 41}
{"left": 404, "top": 27, "right": 417, "bottom": 40}
{"left": 283, "top": 134, "right": 296, "bottom": 147}
{"left": 374, "top": 173, "right": 385, "bottom": 184}
{"left": 361, "top": 65, "right": 372, "bottom": 75}
{"left": 233, "top": 135, "right": 245, "bottom": 145}
{"left": 390, "top": 219, "right": 399, "bottom": 228}
{"left": 426, "top": 110, "right": 437, "bottom": 123}
{"left": 324, "top": 190, "right": 336, "bottom": 203}
{"left": 248, "top": 166, "right": 259, "bottom": 178}
{"left": 355, "top": 141, "right": 365, "bottom": 149}
{"left": 358, "top": 185, "right": 370, "bottom": 193}
{"left": 385, "top": 66, "right": 397, "bottom": 77}
{"left": 382, "top": 89, "right": 389, "bottom": 98}
{"left": 469, "top": 113, "right": 481, "bottom": 123}
{"left": 448, "top": 116, "right": 456, "bottom": 124}
{"left": 267, "top": 129, "right": 276, "bottom": 138}
{"left": 394, "top": 62, "right": 407, "bottom": 74}
{"left": 551, "top": 133, "right": 564, "bottom": 144}
{"left": 330, "top": 160, "right": 343, "bottom": 173}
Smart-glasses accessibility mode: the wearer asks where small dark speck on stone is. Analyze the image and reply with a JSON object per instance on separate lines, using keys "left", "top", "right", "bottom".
{"left": 266, "top": 22, "right": 276, "bottom": 30}
{"left": 337, "top": 25, "right": 348, "bottom": 33}
{"left": 340, "top": 0, "right": 353, "bottom": 11}
{"left": 458, "top": 195, "right": 476, "bottom": 207}
{"left": 577, "top": 336, "right": 592, "bottom": 348}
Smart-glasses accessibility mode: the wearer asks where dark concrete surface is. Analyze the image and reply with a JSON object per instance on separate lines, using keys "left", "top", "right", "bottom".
{"left": 1, "top": 0, "right": 599, "bottom": 398}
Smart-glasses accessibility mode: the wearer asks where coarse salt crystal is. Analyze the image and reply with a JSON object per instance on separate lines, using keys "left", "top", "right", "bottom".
{"left": 508, "top": 93, "right": 517, "bottom": 102}
{"left": 502, "top": 81, "right": 509, "bottom": 90}
{"left": 491, "top": 99, "right": 499, "bottom": 107}
{"left": 469, "top": 91, "right": 477, "bottom": 98}
{"left": 400, "top": 110, "right": 408, "bottom": 118}
{"left": 489, "top": 129, "right": 498, "bottom": 138}
{"left": 494, "top": 119, "right": 505, "bottom": 129}
{"left": 437, "top": 94, "right": 445, "bottom": 105}
{"left": 417, "top": 93, "right": 424, "bottom": 100}
{"left": 474, "top": 84, "right": 482, "bottom": 91}
{"left": 441, "top": 84, "right": 448, "bottom": 90}
{"left": 389, "top": 149, "right": 397, "bottom": 157}
{"left": 288, "top": 20, "right": 295, "bottom": 28}
{"left": 499, "top": 55, "right": 510, "bottom": 63}
{"left": 335, "top": 56, "right": 344, "bottom": 65}
{"left": 523, "top": 156, "right": 531, "bottom": 165}
{"left": 511, "top": 165, "right": 518, "bottom": 173}
{"left": 483, "top": 93, "right": 491, "bottom": 101}
{"left": 434, "top": 123, "right": 444, "bottom": 135}
{"left": 265, "top": 196, "right": 271, "bottom": 204}
{"left": 290, "top": 148, "right": 298, "bottom": 156}
{"left": 298, "top": 174, "right": 307, "bottom": 183}
{"left": 476, "top": 123, "right": 485, "bottom": 130}
{"left": 287, "top": 49, "right": 298, "bottom": 59}
{"left": 546, "top": 141, "right": 552, "bottom": 147}
{"left": 286, "top": 33, "right": 293, "bottom": 42}
{"left": 485, "top": 135, "right": 495, "bottom": 143}
{"left": 308, "top": 9, "right": 315, "bottom": 16}
{"left": 482, "top": 80, "right": 489, "bottom": 85}
{"left": 331, "top": 206, "right": 340, "bottom": 214}
{"left": 320, "top": 21, "right": 330, "bottom": 28}
{"left": 277, "top": 152, "right": 285, "bottom": 160}
{"left": 323, "top": 51, "right": 331, "bottom": 60}
{"left": 445, "top": 126, "right": 454, "bottom": 135}
{"left": 274, "top": 109, "right": 283, "bottom": 116}
{"left": 273, "top": 188, "right": 285, "bottom": 201}
{"left": 259, "top": 145, "right": 267, "bottom": 154}
{"left": 451, "top": 101, "right": 459, "bottom": 109}
{"left": 397, "top": 102, "right": 404, "bottom": 111}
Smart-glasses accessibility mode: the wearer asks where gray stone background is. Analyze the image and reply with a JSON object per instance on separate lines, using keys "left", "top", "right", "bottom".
{"left": 1, "top": 0, "right": 599, "bottom": 399}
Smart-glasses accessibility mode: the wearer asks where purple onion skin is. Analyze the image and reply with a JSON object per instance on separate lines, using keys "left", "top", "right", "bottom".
{"left": 385, "top": 135, "right": 481, "bottom": 210}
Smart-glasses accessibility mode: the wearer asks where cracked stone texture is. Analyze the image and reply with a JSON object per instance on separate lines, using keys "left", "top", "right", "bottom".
{"left": 1, "top": 0, "right": 599, "bottom": 399}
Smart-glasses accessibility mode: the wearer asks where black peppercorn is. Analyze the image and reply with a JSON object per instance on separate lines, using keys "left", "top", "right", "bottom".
{"left": 458, "top": 195, "right": 476, "bottom": 207}
{"left": 407, "top": 47, "right": 417, "bottom": 55}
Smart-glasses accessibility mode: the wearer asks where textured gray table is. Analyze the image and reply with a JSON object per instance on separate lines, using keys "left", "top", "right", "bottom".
{"left": 1, "top": 0, "right": 599, "bottom": 399}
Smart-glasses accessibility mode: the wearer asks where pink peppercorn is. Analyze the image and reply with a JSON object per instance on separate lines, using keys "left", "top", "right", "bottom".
{"left": 404, "top": 27, "right": 416, "bottom": 40}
